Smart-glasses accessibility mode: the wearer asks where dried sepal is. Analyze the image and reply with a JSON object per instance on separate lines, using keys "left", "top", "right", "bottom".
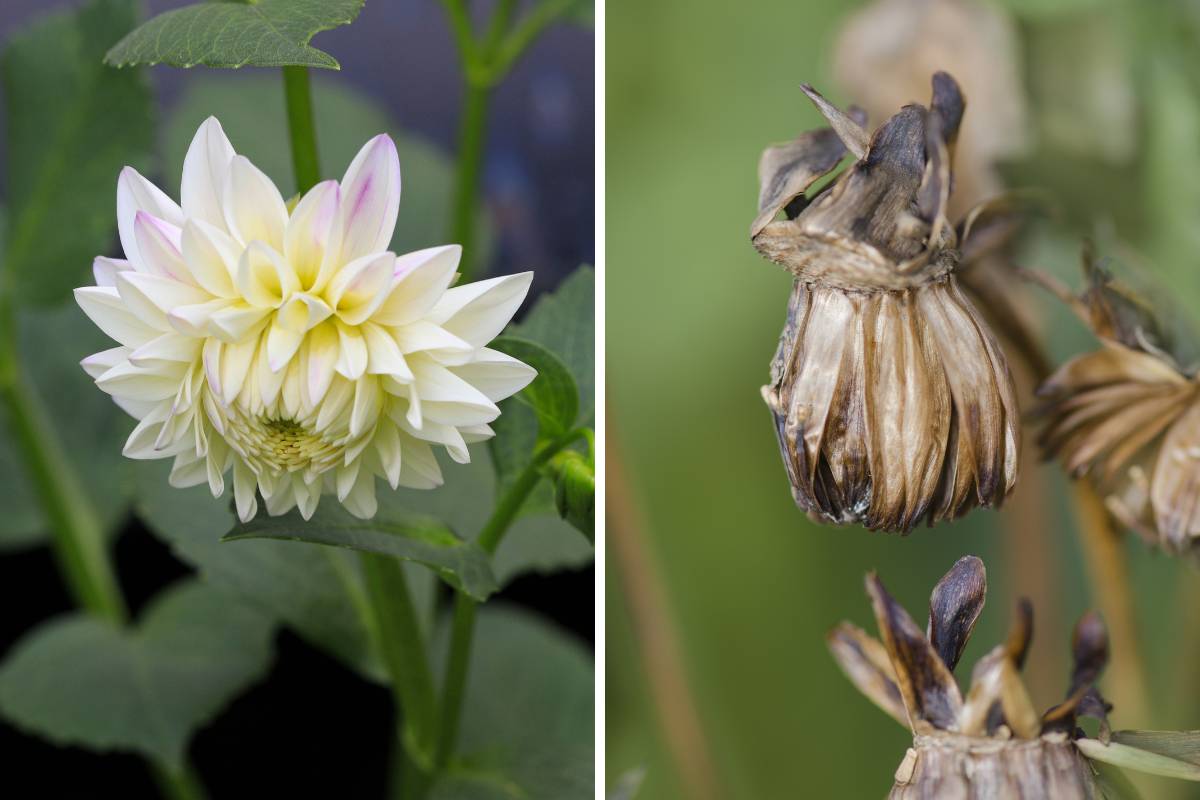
{"left": 1035, "top": 249, "right": 1200, "bottom": 557}
{"left": 866, "top": 572, "right": 962, "bottom": 731}
{"left": 1043, "top": 611, "right": 1111, "bottom": 734}
{"left": 827, "top": 622, "right": 909, "bottom": 729}
{"left": 959, "top": 601, "right": 1038, "bottom": 739}
{"left": 926, "top": 555, "right": 986, "bottom": 672}
{"left": 753, "top": 121, "right": 858, "bottom": 238}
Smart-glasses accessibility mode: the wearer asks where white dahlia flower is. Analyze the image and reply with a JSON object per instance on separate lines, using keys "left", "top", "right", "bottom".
{"left": 75, "top": 117, "right": 535, "bottom": 522}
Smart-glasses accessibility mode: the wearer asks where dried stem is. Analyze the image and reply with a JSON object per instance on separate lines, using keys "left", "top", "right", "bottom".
{"left": 1069, "top": 482, "right": 1150, "bottom": 727}
{"left": 608, "top": 428, "right": 723, "bottom": 800}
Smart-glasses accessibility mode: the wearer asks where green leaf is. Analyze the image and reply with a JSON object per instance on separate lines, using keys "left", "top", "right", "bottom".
{"left": 162, "top": 74, "right": 493, "bottom": 274}
{"left": 492, "top": 337, "right": 579, "bottom": 439}
{"left": 1111, "top": 731, "right": 1200, "bottom": 767}
{"left": 0, "top": 302, "right": 135, "bottom": 552}
{"left": 430, "top": 606, "right": 593, "bottom": 799}
{"left": 550, "top": 448, "right": 595, "bottom": 543}
{"left": 509, "top": 266, "right": 595, "bottom": 422}
{"left": 1077, "top": 734, "right": 1200, "bottom": 781}
{"left": 104, "top": 0, "right": 363, "bottom": 70}
{"left": 224, "top": 505, "right": 498, "bottom": 602}
{"left": 380, "top": 455, "right": 593, "bottom": 587}
{"left": 0, "top": 579, "right": 274, "bottom": 769}
{"left": 133, "top": 461, "right": 383, "bottom": 681}
{"left": 2, "top": 0, "right": 153, "bottom": 305}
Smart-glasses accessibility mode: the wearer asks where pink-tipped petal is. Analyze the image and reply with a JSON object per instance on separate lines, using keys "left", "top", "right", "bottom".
{"left": 285, "top": 180, "right": 340, "bottom": 289}
{"left": 132, "top": 211, "right": 190, "bottom": 283}
{"left": 117, "top": 167, "right": 183, "bottom": 269}
{"left": 336, "top": 134, "right": 401, "bottom": 264}
{"left": 373, "top": 245, "right": 462, "bottom": 326}
{"left": 93, "top": 257, "right": 131, "bottom": 288}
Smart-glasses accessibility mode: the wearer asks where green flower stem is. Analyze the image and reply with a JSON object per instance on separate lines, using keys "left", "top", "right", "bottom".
{"left": 0, "top": 298, "right": 125, "bottom": 624}
{"left": 433, "top": 428, "right": 588, "bottom": 769}
{"left": 151, "top": 763, "right": 206, "bottom": 800}
{"left": 282, "top": 66, "right": 321, "bottom": 194}
{"left": 443, "top": 0, "right": 574, "bottom": 280}
{"left": 360, "top": 553, "right": 438, "bottom": 777}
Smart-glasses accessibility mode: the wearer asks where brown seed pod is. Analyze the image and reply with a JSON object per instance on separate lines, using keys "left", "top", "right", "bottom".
{"left": 829, "top": 556, "right": 1200, "bottom": 798}
{"left": 1033, "top": 249, "right": 1200, "bottom": 557}
{"left": 754, "top": 73, "right": 1019, "bottom": 532}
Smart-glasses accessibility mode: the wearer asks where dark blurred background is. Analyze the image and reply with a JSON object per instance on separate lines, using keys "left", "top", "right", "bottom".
{"left": 608, "top": 0, "right": 1200, "bottom": 797}
{"left": 0, "top": 1, "right": 593, "bottom": 796}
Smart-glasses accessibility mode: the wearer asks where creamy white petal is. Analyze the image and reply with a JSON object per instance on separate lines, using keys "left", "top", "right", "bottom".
{"left": 129, "top": 333, "right": 203, "bottom": 367}
{"left": 75, "top": 286, "right": 161, "bottom": 347}
{"left": 132, "top": 212, "right": 191, "bottom": 283}
{"left": 117, "top": 271, "right": 211, "bottom": 322}
{"left": 207, "top": 302, "right": 271, "bottom": 342}
{"left": 181, "top": 219, "right": 239, "bottom": 297}
{"left": 392, "top": 319, "right": 473, "bottom": 357}
{"left": 237, "top": 241, "right": 298, "bottom": 308}
{"left": 304, "top": 321, "right": 339, "bottom": 406}
{"left": 362, "top": 322, "right": 412, "bottom": 380}
{"left": 373, "top": 245, "right": 461, "bottom": 326}
{"left": 449, "top": 347, "right": 537, "bottom": 401}
{"left": 81, "top": 346, "right": 131, "bottom": 378}
{"left": 93, "top": 257, "right": 131, "bottom": 288}
{"left": 286, "top": 179, "right": 340, "bottom": 289}
{"left": 98, "top": 360, "right": 188, "bottom": 401}
{"left": 181, "top": 117, "right": 236, "bottom": 231}
{"left": 233, "top": 459, "right": 258, "bottom": 522}
{"left": 223, "top": 155, "right": 287, "bottom": 249}
{"left": 117, "top": 167, "right": 183, "bottom": 270}
{"left": 335, "top": 320, "right": 368, "bottom": 379}
{"left": 168, "top": 298, "right": 235, "bottom": 338}
{"left": 428, "top": 272, "right": 533, "bottom": 348}
{"left": 327, "top": 251, "right": 395, "bottom": 326}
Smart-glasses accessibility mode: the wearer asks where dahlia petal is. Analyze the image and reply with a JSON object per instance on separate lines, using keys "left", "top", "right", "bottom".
{"left": 409, "top": 357, "right": 498, "bottom": 410}
{"left": 336, "top": 459, "right": 362, "bottom": 501}
{"left": 100, "top": 360, "right": 188, "bottom": 402}
{"left": 450, "top": 347, "right": 537, "bottom": 401}
{"left": 81, "top": 346, "right": 130, "bottom": 378}
{"left": 207, "top": 302, "right": 270, "bottom": 342}
{"left": 220, "top": 335, "right": 258, "bottom": 406}
{"left": 362, "top": 323, "right": 413, "bottom": 380}
{"left": 203, "top": 339, "right": 224, "bottom": 402}
{"left": 169, "top": 452, "right": 209, "bottom": 488}
{"left": 117, "top": 271, "right": 211, "bottom": 322}
{"left": 428, "top": 272, "right": 534, "bottom": 348}
{"left": 181, "top": 219, "right": 239, "bottom": 297}
{"left": 267, "top": 304, "right": 310, "bottom": 372}
{"left": 133, "top": 211, "right": 190, "bottom": 282}
{"left": 123, "top": 404, "right": 171, "bottom": 459}
{"left": 233, "top": 459, "right": 258, "bottom": 522}
{"left": 280, "top": 358, "right": 304, "bottom": 419}
{"left": 181, "top": 117, "right": 236, "bottom": 231}
{"left": 129, "top": 333, "right": 203, "bottom": 367}
{"left": 336, "top": 134, "right": 401, "bottom": 264}
{"left": 327, "top": 251, "right": 396, "bottom": 326}
{"left": 168, "top": 298, "right": 235, "bottom": 338}
{"left": 335, "top": 320, "right": 368, "bottom": 380}
{"left": 396, "top": 432, "right": 443, "bottom": 489}
{"left": 74, "top": 286, "right": 161, "bottom": 347}
{"left": 93, "top": 257, "right": 131, "bottom": 288}
{"left": 350, "top": 376, "right": 382, "bottom": 438}
{"left": 223, "top": 156, "right": 288, "bottom": 249}
{"left": 373, "top": 245, "right": 462, "bottom": 326}
{"left": 459, "top": 423, "right": 495, "bottom": 443}
{"left": 400, "top": 418, "right": 469, "bottom": 463}
{"left": 374, "top": 421, "right": 402, "bottom": 488}
{"left": 305, "top": 321, "right": 339, "bottom": 406}
{"left": 342, "top": 470, "right": 379, "bottom": 519}
{"left": 316, "top": 377, "right": 354, "bottom": 433}
{"left": 206, "top": 436, "right": 228, "bottom": 496}
{"left": 392, "top": 319, "right": 473, "bottom": 358}
{"left": 114, "top": 396, "right": 162, "bottom": 420}
{"left": 295, "top": 478, "right": 320, "bottom": 520}
{"left": 256, "top": 340, "right": 288, "bottom": 408}
{"left": 265, "top": 484, "right": 297, "bottom": 516}
{"left": 237, "top": 242, "right": 298, "bottom": 309}
{"left": 286, "top": 179, "right": 340, "bottom": 289}
{"left": 117, "top": 167, "right": 183, "bottom": 270}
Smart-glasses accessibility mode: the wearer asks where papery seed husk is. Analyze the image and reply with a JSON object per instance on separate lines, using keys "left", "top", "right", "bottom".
{"left": 889, "top": 734, "right": 1100, "bottom": 800}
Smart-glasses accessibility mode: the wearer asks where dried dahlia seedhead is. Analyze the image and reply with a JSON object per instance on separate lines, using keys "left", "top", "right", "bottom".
{"left": 1035, "top": 250, "right": 1200, "bottom": 557}
{"left": 754, "top": 73, "right": 1019, "bottom": 532}
{"left": 830, "top": 556, "right": 1200, "bottom": 798}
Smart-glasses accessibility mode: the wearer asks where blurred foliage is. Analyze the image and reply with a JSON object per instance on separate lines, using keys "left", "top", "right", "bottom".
{"left": 607, "top": 0, "right": 1200, "bottom": 797}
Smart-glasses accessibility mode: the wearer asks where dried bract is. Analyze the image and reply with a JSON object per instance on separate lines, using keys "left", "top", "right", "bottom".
{"left": 755, "top": 73, "right": 1019, "bottom": 532}
{"left": 1034, "top": 250, "right": 1200, "bottom": 557}
{"left": 829, "top": 556, "right": 1200, "bottom": 798}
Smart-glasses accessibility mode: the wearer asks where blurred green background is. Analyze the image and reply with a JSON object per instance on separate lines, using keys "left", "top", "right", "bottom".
{"left": 606, "top": 0, "right": 1200, "bottom": 797}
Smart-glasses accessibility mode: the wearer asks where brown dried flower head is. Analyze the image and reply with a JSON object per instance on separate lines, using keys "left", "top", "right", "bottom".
{"left": 1035, "top": 249, "right": 1200, "bottom": 557}
{"left": 830, "top": 556, "right": 1200, "bottom": 798}
{"left": 754, "top": 73, "right": 1019, "bottom": 532}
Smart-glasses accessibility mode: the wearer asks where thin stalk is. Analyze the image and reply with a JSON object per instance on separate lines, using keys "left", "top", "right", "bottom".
{"left": 433, "top": 429, "right": 587, "bottom": 769}
{"left": 1070, "top": 483, "right": 1151, "bottom": 727}
{"left": 282, "top": 66, "right": 321, "bottom": 194}
{"left": 0, "top": 299, "right": 206, "bottom": 799}
{"left": 0, "top": 299, "right": 124, "bottom": 623}
{"left": 360, "top": 553, "right": 438, "bottom": 769}
{"left": 448, "top": 81, "right": 490, "bottom": 278}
